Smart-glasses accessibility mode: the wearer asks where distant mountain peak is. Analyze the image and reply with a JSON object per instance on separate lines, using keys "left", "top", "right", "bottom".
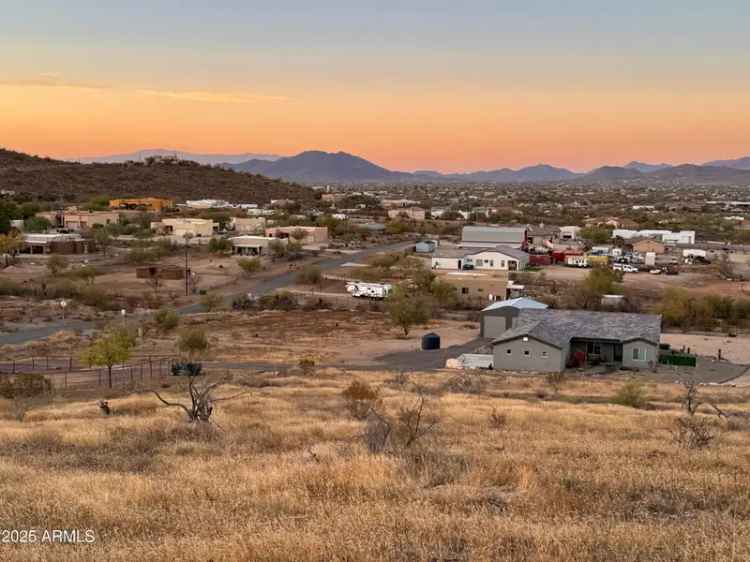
{"left": 624, "top": 161, "right": 672, "bottom": 173}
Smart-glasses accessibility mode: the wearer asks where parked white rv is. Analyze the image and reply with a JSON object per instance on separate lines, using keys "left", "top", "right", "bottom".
{"left": 346, "top": 281, "right": 393, "bottom": 299}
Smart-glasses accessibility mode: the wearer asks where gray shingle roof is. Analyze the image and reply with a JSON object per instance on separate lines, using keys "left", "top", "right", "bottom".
{"left": 491, "top": 309, "right": 662, "bottom": 348}
{"left": 462, "top": 225, "right": 527, "bottom": 244}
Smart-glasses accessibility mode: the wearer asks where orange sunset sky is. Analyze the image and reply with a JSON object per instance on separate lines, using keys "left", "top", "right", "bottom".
{"left": 3, "top": 1, "right": 750, "bottom": 172}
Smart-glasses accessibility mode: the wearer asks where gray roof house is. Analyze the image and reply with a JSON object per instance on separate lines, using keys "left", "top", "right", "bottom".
{"left": 489, "top": 309, "right": 662, "bottom": 372}
{"left": 461, "top": 226, "right": 528, "bottom": 249}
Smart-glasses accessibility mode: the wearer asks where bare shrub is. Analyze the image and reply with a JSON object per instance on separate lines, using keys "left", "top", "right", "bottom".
{"left": 341, "top": 380, "right": 382, "bottom": 420}
{"left": 298, "top": 357, "right": 316, "bottom": 376}
{"left": 442, "top": 372, "right": 484, "bottom": 395}
{"left": 673, "top": 416, "right": 716, "bottom": 449}
{"left": 0, "top": 373, "right": 54, "bottom": 421}
{"left": 612, "top": 378, "right": 648, "bottom": 409}
{"left": 546, "top": 372, "right": 566, "bottom": 394}
{"left": 363, "top": 394, "right": 439, "bottom": 454}
{"left": 385, "top": 370, "right": 410, "bottom": 387}
{"left": 489, "top": 408, "right": 508, "bottom": 430}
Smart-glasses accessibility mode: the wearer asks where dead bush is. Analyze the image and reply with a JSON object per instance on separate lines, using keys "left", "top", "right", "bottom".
{"left": 442, "top": 372, "right": 484, "bottom": 395}
{"left": 364, "top": 394, "right": 439, "bottom": 454}
{"left": 298, "top": 357, "right": 316, "bottom": 376}
{"left": 612, "top": 377, "right": 648, "bottom": 409}
{"left": 0, "top": 373, "right": 54, "bottom": 421}
{"left": 673, "top": 415, "right": 716, "bottom": 449}
{"left": 341, "top": 380, "right": 382, "bottom": 420}
{"left": 489, "top": 408, "right": 508, "bottom": 430}
{"left": 546, "top": 372, "right": 566, "bottom": 394}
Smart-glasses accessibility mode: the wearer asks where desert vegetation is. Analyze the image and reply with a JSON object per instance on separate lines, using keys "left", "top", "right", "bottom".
{"left": 0, "top": 371, "right": 748, "bottom": 561}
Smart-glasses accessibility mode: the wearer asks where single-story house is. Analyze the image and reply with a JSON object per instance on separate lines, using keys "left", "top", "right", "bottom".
{"left": 230, "top": 217, "right": 267, "bottom": 233}
{"left": 265, "top": 226, "right": 329, "bottom": 245}
{"left": 559, "top": 226, "right": 581, "bottom": 241}
{"left": 460, "top": 225, "right": 528, "bottom": 250}
{"left": 489, "top": 309, "right": 662, "bottom": 372}
{"left": 20, "top": 233, "right": 95, "bottom": 255}
{"left": 613, "top": 229, "right": 696, "bottom": 245}
{"left": 440, "top": 271, "right": 510, "bottom": 304}
{"left": 151, "top": 218, "right": 218, "bottom": 238}
{"left": 109, "top": 197, "right": 174, "bottom": 213}
{"left": 632, "top": 238, "right": 667, "bottom": 255}
{"left": 387, "top": 207, "right": 426, "bottom": 221}
{"left": 432, "top": 247, "right": 529, "bottom": 272}
{"left": 230, "top": 235, "right": 279, "bottom": 256}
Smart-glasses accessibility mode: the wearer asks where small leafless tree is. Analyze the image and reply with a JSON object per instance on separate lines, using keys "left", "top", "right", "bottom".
{"left": 363, "top": 394, "right": 439, "bottom": 454}
{"left": 152, "top": 376, "right": 248, "bottom": 423}
{"left": 682, "top": 378, "right": 702, "bottom": 416}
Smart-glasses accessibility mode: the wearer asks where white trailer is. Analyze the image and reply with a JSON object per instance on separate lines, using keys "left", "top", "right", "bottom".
{"left": 346, "top": 281, "right": 393, "bottom": 299}
{"left": 565, "top": 255, "right": 589, "bottom": 268}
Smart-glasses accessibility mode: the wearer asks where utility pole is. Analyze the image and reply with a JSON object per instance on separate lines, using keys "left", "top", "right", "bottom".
{"left": 183, "top": 233, "right": 193, "bottom": 296}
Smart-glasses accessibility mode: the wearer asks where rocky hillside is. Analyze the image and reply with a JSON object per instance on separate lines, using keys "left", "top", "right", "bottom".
{"left": 0, "top": 148, "right": 315, "bottom": 204}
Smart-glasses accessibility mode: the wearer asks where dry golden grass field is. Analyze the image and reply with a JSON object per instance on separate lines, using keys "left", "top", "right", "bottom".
{"left": 1, "top": 371, "right": 749, "bottom": 561}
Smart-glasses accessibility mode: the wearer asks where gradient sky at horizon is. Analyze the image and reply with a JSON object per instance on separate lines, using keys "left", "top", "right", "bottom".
{"left": 3, "top": 1, "right": 750, "bottom": 172}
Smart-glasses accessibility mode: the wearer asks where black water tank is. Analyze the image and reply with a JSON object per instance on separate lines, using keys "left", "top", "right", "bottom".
{"left": 422, "top": 332, "right": 441, "bottom": 350}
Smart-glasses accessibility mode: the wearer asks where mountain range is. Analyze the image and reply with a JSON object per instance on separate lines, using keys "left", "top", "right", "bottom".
{"left": 222, "top": 150, "right": 750, "bottom": 185}
{"left": 43, "top": 146, "right": 750, "bottom": 185}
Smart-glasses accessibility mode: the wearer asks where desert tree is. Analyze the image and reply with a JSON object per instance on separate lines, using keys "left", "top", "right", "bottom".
{"left": 385, "top": 285, "right": 432, "bottom": 337}
{"left": 46, "top": 254, "right": 69, "bottom": 276}
{"left": 0, "top": 232, "right": 23, "bottom": 266}
{"left": 81, "top": 327, "right": 136, "bottom": 389}
{"left": 177, "top": 327, "right": 210, "bottom": 360}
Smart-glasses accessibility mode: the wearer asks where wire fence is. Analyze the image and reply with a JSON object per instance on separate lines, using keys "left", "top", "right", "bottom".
{"left": 0, "top": 355, "right": 179, "bottom": 390}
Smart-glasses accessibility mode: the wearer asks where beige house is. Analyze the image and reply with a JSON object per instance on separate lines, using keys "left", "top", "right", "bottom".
{"left": 632, "top": 238, "right": 667, "bottom": 255}
{"left": 387, "top": 207, "right": 426, "bottom": 221}
{"left": 231, "top": 217, "right": 266, "bottom": 233}
{"left": 38, "top": 209, "right": 121, "bottom": 231}
{"left": 151, "top": 218, "right": 217, "bottom": 237}
{"left": 440, "top": 271, "right": 510, "bottom": 306}
{"left": 230, "top": 235, "right": 279, "bottom": 256}
{"left": 265, "top": 226, "right": 329, "bottom": 245}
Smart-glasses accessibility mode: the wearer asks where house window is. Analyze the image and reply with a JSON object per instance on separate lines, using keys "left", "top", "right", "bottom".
{"left": 541, "top": 351, "right": 548, "bottom": 358}
{"left": 523, "top": 350, "right": 531, "bottom": 357}
{"left": 489, "top": 260, "right": 494, "bottom": 267}
{"left": 501, "top": 260, "right": 506, "bottom": 268}
{"left": 506, "top": 349, "right": 512, "bottom": 355}
{"left": 632, "top": 347, "right": 646, "bottom": 361}
{"left": 461, "top": 287, "right": 469, "bottom": 295}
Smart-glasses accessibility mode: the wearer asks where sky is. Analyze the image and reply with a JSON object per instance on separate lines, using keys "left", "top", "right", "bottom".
{"left": 2, "top": 1, "right": 750, "bottom": 172}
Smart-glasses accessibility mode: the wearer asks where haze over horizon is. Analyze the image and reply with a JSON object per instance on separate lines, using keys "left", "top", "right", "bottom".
{"left": 3, "top": 1, "right": 750, "bottom": 173}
